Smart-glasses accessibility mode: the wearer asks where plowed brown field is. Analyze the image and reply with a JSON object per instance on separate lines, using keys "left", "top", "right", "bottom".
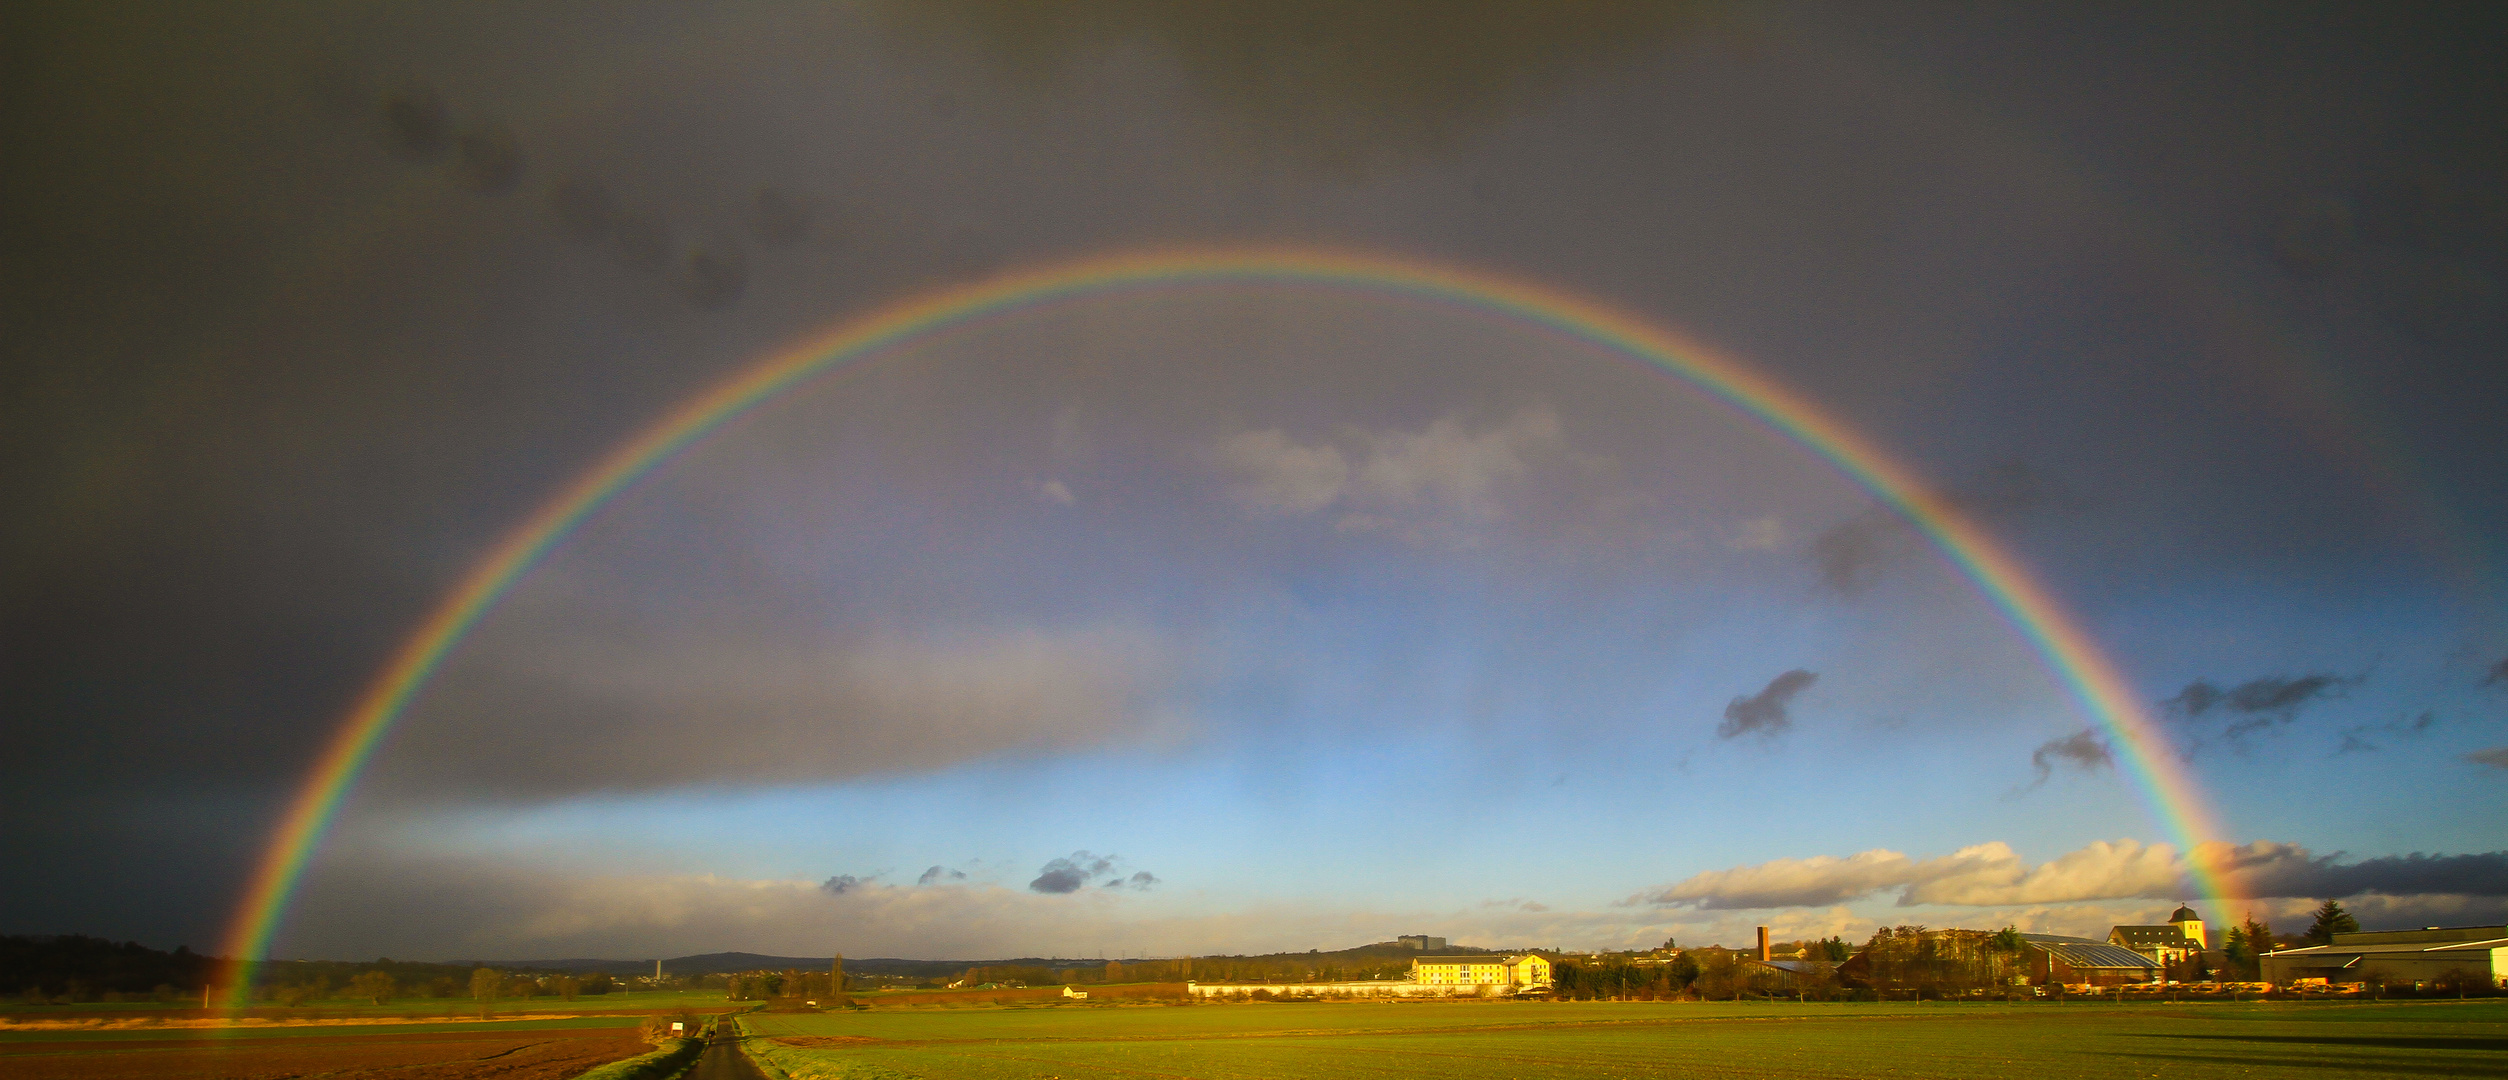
{"left": 0, "top": 1026, "right": 649, "bottom": 1080}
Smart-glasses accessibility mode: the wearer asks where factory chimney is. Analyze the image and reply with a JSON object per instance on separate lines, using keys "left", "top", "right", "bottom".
{"left": 1757, "top": 927, "right": 1770, "bottom": 962}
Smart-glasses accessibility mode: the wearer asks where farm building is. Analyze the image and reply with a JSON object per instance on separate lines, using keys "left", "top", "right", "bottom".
{"left": 1410, "top": 953, "right": 1551, "bottom": 990}
{"left": 1744, "top": 959, "right": 1834, "bottom": 989}
{"left": 2108, "top": 905, "right": 2208, "bottom": 966}
{"left": 2261, "top": 924, "right": 2506, "bottom": 988}
{"left": 2018, "top": 934, "right": 2162, "bottom": 986}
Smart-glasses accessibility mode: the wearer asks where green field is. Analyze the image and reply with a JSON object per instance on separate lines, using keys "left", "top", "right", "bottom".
{"left": 743, "top": 998, "right": 2507, "bottom": 1079}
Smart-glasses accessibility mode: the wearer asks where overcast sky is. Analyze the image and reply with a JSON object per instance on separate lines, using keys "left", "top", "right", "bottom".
{"left": 4, "top": 1, "right": 2504, "bottom": 962}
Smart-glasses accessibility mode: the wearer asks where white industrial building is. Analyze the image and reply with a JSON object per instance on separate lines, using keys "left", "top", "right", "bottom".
{"left": 2262, "top": 924, "right": 2505, "bottom": 988}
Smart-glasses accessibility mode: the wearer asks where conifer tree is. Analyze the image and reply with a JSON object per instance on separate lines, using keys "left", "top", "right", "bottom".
{"left": 2302, "top": 899, "right": 2358, "bottom": 946}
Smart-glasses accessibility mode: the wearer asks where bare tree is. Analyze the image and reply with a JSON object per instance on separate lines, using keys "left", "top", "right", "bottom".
{"left": 469, "top": 967, "right": 500, "bottom": 1017}
{"left": 348, "top": 971, "right": 395, "bottom": 1005}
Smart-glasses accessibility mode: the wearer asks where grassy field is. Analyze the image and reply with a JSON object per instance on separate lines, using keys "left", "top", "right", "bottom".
{"left": 743, "top": 997, "right": 2508, "bottom": 1079}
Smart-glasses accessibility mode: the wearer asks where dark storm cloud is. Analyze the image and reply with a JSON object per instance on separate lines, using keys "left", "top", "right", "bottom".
{"left": 2214, "top": 843, "right": 2508, "bottom": 899}
{"left": 2263, "top": 170, "right": 2508, "bottom": 345}
{"left": 366, "top": 620, "right": 1187, "bottom": 802}
{"left": 612, "top": 211, "right": 673, "bottom": 273}
{"left": 453, "top": 127, "right": 522, "bottom": 193}
{"left": 916, "top": 865, "right": 968, "bottom": 886}
{"left": 1029, "top": 852, "right": 1117, "bottom": 895}
{"left": 820, "top": 874, "right": 872, "bottom": 896}
{"left": 1632, "top": 840, "right": 2508, "bottom": 911}
{"left": 677, "top": 238, "right": 749, "bottom": 311}
{"left": 1718, "top": 670, "right": 1817, "bottom": 740}
{"left": 547, "top": 177, "right": 620, "bottom": 243}
{"left": 881, "top": 0, "right": 1705, "bottom": 170}
{"left": 379, "top": 86, "right": 522, "bottom": 194}
{"left": 2013, "top": 728, "right": 2112, "bottom": 794}
{"left": 381, "top": 88, "right": 452, "bottom": 161}
{"left": 747, "top": 188, "right": 812, "bottom": 247}
{"left": 1811, "top": 463, "right": 2064, "bottom": 595}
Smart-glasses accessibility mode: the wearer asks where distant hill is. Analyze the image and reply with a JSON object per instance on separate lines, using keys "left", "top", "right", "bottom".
{"left": 6, "top": 935, "right": 1498, "bottom": 993}
{"left": 485, "top": 941, "right": 1464, "bottom": 979}
{"left": 481, "top": 953, "right": 1088, "bottom": 978}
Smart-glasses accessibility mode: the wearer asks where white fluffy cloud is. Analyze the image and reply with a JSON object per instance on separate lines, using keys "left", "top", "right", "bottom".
{"left": 1215, "top": 428, "right": 1351, "bottom": 515}
{"left": 1213, "top": 405, "right": 1623, "bottom": 541}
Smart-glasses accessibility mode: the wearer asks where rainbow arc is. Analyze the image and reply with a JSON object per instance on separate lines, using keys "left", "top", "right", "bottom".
{"left": 217, "top": 247, "right": 2228, "bottom": 1004}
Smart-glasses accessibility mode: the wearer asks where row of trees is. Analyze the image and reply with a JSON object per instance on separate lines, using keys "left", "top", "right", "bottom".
{"left": 946, "top": 949, "right": 1421, "bottom": 988}
{"left": 1847, "top": 926, "right": 2029, "bottom": 992}
{"left": 3, "top": 936, "right": 215, "bottom": 1000}
{"left": 259, "top": 967, "right": 619, "bottom": 1006}
{"left": 1548, "top": 950, "right": 1846, "bottom": 1000}
{"left": 726, "top": 968, "right": 845, "bottom": 1001}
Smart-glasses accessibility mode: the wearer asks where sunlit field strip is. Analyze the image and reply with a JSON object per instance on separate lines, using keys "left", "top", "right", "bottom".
{"left": 748, "top": 1000, "right": 2508, "bottom": 1080}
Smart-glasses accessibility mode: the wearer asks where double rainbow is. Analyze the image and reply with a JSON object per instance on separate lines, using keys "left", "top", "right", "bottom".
{"left": 217, "top": 246, "right": 2225, "bottom": 1001}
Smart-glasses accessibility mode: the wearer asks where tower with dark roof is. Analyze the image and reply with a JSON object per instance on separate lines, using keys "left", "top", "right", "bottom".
{"left": 2169, "top": 905, "right": 2207, "bottom": 948}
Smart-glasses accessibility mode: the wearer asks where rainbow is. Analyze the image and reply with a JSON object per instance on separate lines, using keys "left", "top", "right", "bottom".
{"left": 217, "top": 246, "right": 2229, "bottom": 1002}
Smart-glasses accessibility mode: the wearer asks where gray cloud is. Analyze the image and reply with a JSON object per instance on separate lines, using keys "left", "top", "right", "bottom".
{"left": 917, "top": 865, "right": 970, "bottom": 885}
{"left": 2468, "top": 748, "right": 2508, "bottom": 771}
{"left": 2016, "top": 728, "right": 2112, "bottom": 793}
{"left": 375, "top": 620, "right": 1189, "bottom": 802}
{"left": 821, "top": 874, "right": 872, "bottom": 895}
{"left": 880, "top": 0, "right": 1700, "bottom": 171}
{"left": 2335, "top": 710, "right": 2437, "bottom": 754}
{"left": 2486, "top": 656, "right": 2508, "bottom": 687}
{"left": 1030, "top": 851, "right": 1119, "bottom": 894}
{"left": 1811, "top": 463, "right": 2064, "bottom": 595}
{"left": 1718, "top": 670, "right": 1817, "bottom": 740}
{"left": 1106, "top": 871, "right": 1159, "bottom": 892}
{"left": 2163, "top": 673, "right": 2355, "bottom": 750}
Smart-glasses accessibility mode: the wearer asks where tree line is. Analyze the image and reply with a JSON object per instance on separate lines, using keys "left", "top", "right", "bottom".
{"left": 3, "top": 935, "right": 215, "bottom": 1001}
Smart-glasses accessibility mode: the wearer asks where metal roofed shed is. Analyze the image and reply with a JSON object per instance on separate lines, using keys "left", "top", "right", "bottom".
{"left": 2018, "top": 933, "right": 2162, "bottom": 987}
{"left": 2261, "top": 925, "right": 2505, "bottom": 989}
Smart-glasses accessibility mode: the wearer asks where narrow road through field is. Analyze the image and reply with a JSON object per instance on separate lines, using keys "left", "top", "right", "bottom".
{"left": 690, "top": 1032, "right": 769, "bottom": 1080}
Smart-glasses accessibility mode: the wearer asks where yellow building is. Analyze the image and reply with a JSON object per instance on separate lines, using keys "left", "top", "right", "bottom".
{"left": 1410, "top": 954, "right": 1552, "bottom": 991}
{"left": 2109, "top": 905, "right": 2208, "bottom": 966}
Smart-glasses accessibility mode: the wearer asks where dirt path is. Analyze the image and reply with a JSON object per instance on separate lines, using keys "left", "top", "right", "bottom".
{"left": 690, "top": 1035, "right": 769, "bottom": 1080}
